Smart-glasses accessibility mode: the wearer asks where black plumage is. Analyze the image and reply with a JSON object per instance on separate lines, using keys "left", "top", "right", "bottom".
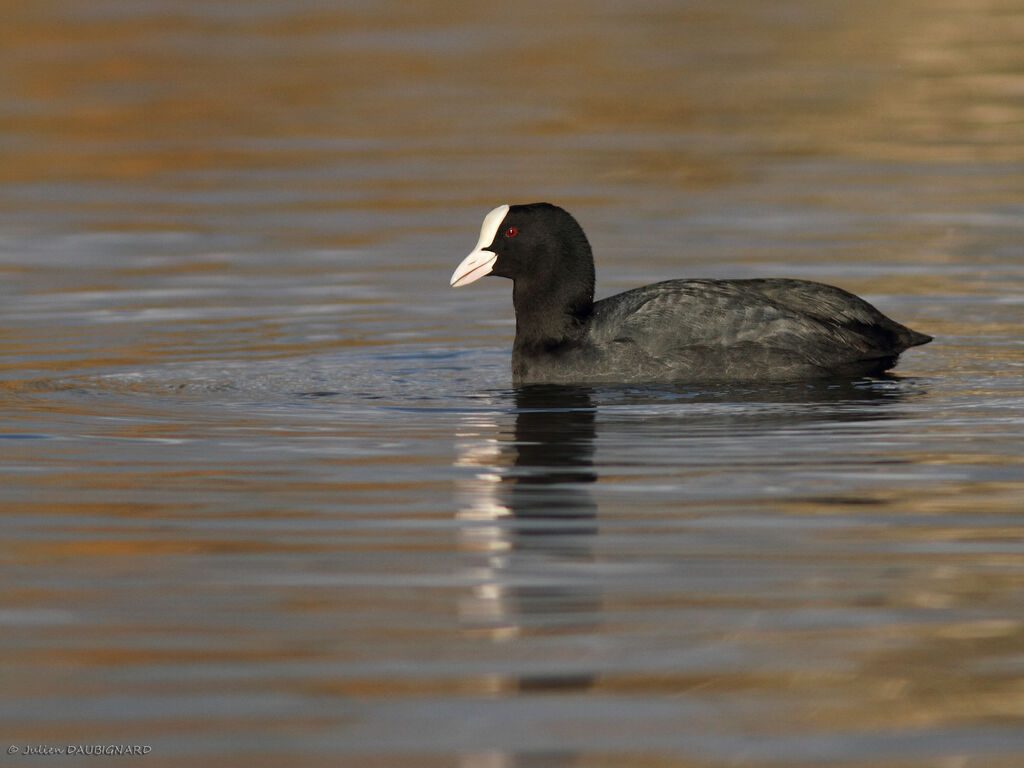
{"left": 451, "top": 203, "right": 932, "bottom": 385}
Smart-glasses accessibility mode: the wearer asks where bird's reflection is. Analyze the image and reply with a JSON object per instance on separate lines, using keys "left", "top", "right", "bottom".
{"left": 455, "top": 385, "right": 600, "bottom": 647}
{"left": 501, "top": 385, "right": 598, "bottom": 539}
{"left": 453, "top": 377, "right": 921, "bottom": 672}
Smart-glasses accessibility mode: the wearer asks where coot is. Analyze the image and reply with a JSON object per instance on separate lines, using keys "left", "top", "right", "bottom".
{"left": 450, "top": 203, "right": 932, "bottom": 384}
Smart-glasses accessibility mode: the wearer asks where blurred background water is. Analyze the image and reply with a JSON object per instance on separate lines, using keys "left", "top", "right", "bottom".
{"left": 1, "top": 1, "right": 1023, "bottom": 766}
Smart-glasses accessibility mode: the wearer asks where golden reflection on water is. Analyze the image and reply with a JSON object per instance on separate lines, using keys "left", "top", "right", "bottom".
{"left": 2, "top": 0, "right": 1021, "bottom": 199}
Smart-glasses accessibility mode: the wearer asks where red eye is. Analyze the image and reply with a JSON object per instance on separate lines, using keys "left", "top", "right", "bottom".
{"left": 505, "top": 227, "right": 517, "bottom": 238}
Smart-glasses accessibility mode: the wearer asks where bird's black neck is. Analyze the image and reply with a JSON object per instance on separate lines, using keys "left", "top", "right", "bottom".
{"left": 511, "top": 276, "right": 593, "bottom": 354}
{"left": 508, "top": 219, "right": 596, "bottom": 364}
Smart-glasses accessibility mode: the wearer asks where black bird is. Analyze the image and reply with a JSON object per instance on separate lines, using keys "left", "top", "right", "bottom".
{"left": 450, "top": 203, "right": 932, "bottom": 384}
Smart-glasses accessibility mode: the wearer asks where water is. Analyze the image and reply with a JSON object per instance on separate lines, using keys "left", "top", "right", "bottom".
{"left": 2, "top": 1, "right": 1023, "bottom": 766}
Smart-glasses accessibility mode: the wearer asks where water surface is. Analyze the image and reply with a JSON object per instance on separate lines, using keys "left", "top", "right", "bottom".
{"left": 2, "top": 1, "right": 1023, "bottom": 766}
